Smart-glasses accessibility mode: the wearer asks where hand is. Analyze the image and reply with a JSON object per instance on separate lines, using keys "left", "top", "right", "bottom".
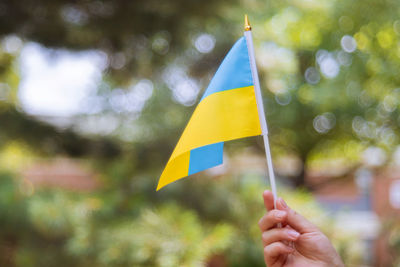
{"left": 259, "top": 190, "right": 344, "bottom": 267}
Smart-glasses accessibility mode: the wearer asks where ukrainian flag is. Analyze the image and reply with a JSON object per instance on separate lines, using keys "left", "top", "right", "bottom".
{"left": 157, "top": 36, "right": 261, "bottom": 190}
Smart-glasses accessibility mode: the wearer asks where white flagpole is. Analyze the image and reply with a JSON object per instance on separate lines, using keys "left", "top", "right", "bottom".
{"left": 244, "top": 15, "right": 279, "bottom": 209}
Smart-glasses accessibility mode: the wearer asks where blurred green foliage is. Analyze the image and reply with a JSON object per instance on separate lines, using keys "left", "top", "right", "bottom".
{"left": 1, "top": 169, "right": 337, "bottom": 266}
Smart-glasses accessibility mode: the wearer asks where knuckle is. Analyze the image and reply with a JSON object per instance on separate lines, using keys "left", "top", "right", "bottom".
{"left": 277, "top": 242, "right": 285, "bottom": 250}
{"left": 267, "top": 210, "right": 276, "bottom": 219}
{"left": 265, "top": 242, "right": 284, "bottom": 257}
{"left": 258, "top": 218, "right": 263, "bottom": 230}
{"left": 268, "top": 210, "right": 284, "bottom": 221}
{"left": 263, "top": 246, "right": 270, "bottom": 256}
{"left": 288, "top": 208, "right": 297, "bottom": 217}
{"left": 261, "top": 231, "right": 268, "bottom": 242}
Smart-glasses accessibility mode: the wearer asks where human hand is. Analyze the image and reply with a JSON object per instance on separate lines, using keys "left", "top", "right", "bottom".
{"left": 259, "top": 190, "right": 344, "bottom": 267}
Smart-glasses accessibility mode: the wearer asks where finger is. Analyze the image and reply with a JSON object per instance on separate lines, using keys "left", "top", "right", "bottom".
{"left": 262, "top": 227, "right": 300, "bottom": 246}
{"left": 258, "top": 210, "right": 287, "bottom": 232}
{"left": 263, "top": 190, "right": 275, "bottom": 211}
{"left": 264, "top": 242, "right": 294, "bottom": 260}
{"left": 276, "top": 197, "right": 319, "bottom": 233}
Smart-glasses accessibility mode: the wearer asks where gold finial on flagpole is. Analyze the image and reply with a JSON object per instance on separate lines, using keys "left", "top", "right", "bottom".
{"left": 244, "top": 14, "right": 252, "bottom": 31}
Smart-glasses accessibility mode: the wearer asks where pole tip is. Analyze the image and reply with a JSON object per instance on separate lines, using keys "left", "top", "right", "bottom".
{"left": 244, "top": 14, "right": 252, "bottom": 31}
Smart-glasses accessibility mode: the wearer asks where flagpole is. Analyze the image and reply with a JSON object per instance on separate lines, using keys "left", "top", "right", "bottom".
{"left": 244, "top": 15, "right": 279, "bottom": 209}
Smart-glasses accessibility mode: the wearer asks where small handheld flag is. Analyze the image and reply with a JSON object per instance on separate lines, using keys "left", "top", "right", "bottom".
{"left": 157, "top": 15, "right": 278, "bottom": 207}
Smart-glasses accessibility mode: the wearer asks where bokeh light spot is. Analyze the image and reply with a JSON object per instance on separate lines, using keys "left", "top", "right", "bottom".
{"left": 194, "top": 34, "right": 215, "bottom": 54}
{"left": 313, "top": 112, "right": 336, "bottom": 134}
{"left": 341, "top": 35, "right": 357, "bottom": 53}
{"left": 304, "top": 67, "right": 320, "bottom": 84}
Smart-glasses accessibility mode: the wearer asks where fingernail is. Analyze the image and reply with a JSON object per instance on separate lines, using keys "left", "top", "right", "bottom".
{"left": 287, "top": 229, "right": 300, "bottom": 239}
{"left": 274, "top": 210, "right": 286, "bottom": 219}
{"left": 279, "top": 198, "right": 288, "bottom": 208}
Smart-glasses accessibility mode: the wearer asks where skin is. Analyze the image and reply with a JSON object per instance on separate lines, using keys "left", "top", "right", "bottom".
{"left": 259, "top": 190, "right": 345, "bottom": 267}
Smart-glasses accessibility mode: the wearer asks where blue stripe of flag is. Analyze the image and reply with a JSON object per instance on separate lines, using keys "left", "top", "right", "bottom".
{"left": 188, "top": 142, "right": 224, "bottom": 175}
{"left": 200, "top": 37, "right": 253, "bottom": 101}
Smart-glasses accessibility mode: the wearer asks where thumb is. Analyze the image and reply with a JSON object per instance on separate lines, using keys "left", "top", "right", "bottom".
{"left": 276, "top": 197, "right": 319, "bottom": 234}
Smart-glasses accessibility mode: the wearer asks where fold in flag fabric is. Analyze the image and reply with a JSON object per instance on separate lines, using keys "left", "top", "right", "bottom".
{"left": 157, "top": 36, "right": 261, "bottom": 190}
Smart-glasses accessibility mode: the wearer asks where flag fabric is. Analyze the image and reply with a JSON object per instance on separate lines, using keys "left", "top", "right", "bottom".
{"left": 157, "top": 36, "right": 262, "bottom": 190}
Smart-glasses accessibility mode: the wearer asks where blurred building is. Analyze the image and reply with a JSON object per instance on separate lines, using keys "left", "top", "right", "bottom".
{"left": 310, "top": 166, "right": 400, "bottom": 266}
{"left": 21, "top": 158, "right": 100, "bottom": 192}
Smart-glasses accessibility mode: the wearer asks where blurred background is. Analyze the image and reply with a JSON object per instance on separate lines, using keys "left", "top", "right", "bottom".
{"left": 0, "top": 0, "right": 399, "bottom": 266}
